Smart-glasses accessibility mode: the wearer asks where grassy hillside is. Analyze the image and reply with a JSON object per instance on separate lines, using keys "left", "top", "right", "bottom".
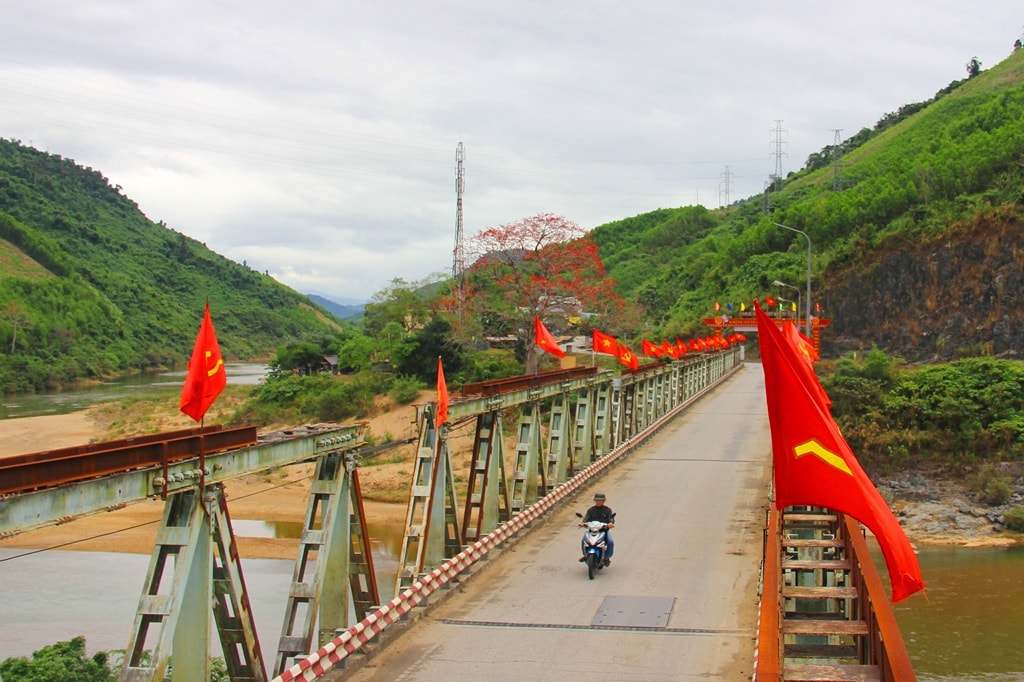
{"left": 0, "top": 139, "right": 347, "bottom": 392}
{"left": 591, "top": 47, "right": 1024, "bottom": 357}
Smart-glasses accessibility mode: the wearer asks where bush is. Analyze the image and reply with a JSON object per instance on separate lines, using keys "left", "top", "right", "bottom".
{"left": 0, "top": 637, "right": 115, "bottom": 682}
{"left": 1004, "top": 507, "right": 1024, "bottom": 532}
{"left": 974, "top": 467, "right": 1015, "bottom": 506}
{"left": 388, "top": 375, "right": 425, "bottom": 404}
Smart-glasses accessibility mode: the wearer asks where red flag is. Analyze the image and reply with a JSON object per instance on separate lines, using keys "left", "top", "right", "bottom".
{"left": 765, "top": 295, "right": 777, "bottom": 308}
{"left": 688, "top": 339, "right": 700, "bottom": 352}
{"left": 618, "top": 344, "right": 639, "bottom": 370}
{"left": 180, "top": 303, "right": 227, "bottom": 422}
{"left": 534, "top": 317, "right": 566, "bottom": 358}
{"left": 756, "top": 302, "right": 924, "bottom": 602}
{"left": 783, "top": 321, "right": 820, "bottom": 363}
{"left": 641, "top": 339, "right": 663, "bottom": 358}
{"left": 436, "top": 357, "right": 449, "bottom": 427}
{"left": 592, "top": 329, "right": 619, "bottom": 355}
{"left": 675, "top": 338, "right": 688, "bottom": 356}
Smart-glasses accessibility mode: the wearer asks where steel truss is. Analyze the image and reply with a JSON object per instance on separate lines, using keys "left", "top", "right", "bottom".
{"left": 395, "top": 350, "right": 740, "bottom": 595}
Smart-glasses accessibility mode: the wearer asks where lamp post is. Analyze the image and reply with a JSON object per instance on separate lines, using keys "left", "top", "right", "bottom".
{"left": 772, "top": 280, "right": 801, "bottom": 327}
{"left": 774, "top": 223, "right": 812, "bottom": 338}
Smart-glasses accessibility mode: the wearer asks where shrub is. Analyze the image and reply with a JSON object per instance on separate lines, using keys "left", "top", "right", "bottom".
{"left": 388, "top": 375, "right": 425, "bottom": 404}
{"left": 1004, "top": 507, "right": 1024, "bottom": 532}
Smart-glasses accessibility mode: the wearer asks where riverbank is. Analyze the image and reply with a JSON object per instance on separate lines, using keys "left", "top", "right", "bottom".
{"left": 0, "top": 400, "right": 422, "bottom": 559}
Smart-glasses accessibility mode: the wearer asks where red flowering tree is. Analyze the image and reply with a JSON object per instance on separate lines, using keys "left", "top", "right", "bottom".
{"left": 463, "top": 213, "right": 623, "bottom": 373}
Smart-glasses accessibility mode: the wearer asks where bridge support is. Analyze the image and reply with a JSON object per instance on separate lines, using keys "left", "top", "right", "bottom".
{"left": 462, "top": 410, "right": 510, "bottom": 544}
{"left": 122, "top": 485, "right": 267, "bottom": 682}
{"left": 396, "top": 407, "right": 462, "bottom": 593}
{"left": 273, "top": 452, "right": 379, "bottom": 676}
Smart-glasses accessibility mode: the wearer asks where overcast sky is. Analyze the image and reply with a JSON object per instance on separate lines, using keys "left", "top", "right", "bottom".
{"left": 1, "top": 2, "right": 1021, "bottom": 301}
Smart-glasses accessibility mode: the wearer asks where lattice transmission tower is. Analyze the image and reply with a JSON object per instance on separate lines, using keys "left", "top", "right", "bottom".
{"left": 831, "top": 128, "right": 845, "bottom": 191}
{"left": 453, "top": 141, "right": 467, "bottom": 319}
{"left": 769, "top": 119, "right": 788, "bottom": 190}
{"left": 719, "top": 166, "right": 733, "bottom": 207}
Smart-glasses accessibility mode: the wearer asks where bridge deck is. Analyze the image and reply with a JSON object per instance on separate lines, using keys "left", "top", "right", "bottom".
{"left": 338, "top": 364, "right": 772, "bottom": 681}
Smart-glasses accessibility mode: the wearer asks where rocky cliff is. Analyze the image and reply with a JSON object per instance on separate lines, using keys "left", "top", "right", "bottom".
{"left": 823, "top": 209, "right": 1024, "bottom": 362}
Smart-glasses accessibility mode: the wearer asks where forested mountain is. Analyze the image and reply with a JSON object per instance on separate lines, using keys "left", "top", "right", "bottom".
{"left": 592, "top": 47, "right": 1024, "bottom": 362}
{"left": 0, "top": 139, "right": 346, "bottom": 393}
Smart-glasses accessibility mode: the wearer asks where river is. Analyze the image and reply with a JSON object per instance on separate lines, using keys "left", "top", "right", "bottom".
{"left": 0, "top": 363, "right": 269, "bottom": 420}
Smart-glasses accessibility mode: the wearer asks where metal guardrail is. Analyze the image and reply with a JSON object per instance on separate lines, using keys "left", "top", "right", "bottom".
{"left": 755, "top": 506, "right": 916, "bottom": 681}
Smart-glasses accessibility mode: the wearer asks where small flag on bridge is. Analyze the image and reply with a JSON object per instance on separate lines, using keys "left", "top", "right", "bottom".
{"left": 436, "top": 357, "right": 449, "bottom": 427}
{"left": 534, "top": 317, "right": 566, "bottom": 358}
{"left": 180, "top": 303, "right": 227, "bottom": 422}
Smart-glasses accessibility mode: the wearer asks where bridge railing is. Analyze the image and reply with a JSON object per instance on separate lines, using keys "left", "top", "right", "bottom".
{"left": 755, "top": 506, "right": 916, "bottom": 681}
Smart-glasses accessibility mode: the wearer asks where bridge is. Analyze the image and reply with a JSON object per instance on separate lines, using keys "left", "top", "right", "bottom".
{"left": 0, "top": 349, "right": 916, "bottom": 681}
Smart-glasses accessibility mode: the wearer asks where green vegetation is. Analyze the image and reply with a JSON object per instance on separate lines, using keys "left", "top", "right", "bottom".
{"left": 0, "top": 139, "right": 347, "bottom": 393}
{"left": 0, "top": 637, "right": 113, "bottom": 682}
{"left": 819, "top": 352, "right": 1024, "bottom": 474}
{"left": 592, "top": 48, "right": 1024, "bottom": 338}
{"left": 0, "top": 638, "right": 232, "bottom": 682}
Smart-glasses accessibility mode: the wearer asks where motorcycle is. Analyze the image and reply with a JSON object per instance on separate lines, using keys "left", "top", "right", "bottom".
{"left": 575, "top": 512, "right": 615, "bottom": 580}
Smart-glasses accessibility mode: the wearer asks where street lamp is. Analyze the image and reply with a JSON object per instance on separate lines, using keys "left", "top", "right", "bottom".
{"left": 772, "top": 280, "right": 801, "bottom": 327}
{"left": 774, "top": 223, "right": 812, "bottom": 338}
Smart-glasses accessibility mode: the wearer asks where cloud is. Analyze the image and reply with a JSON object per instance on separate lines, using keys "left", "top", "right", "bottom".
{"left": 1, "top": 0, "right": 1021, "bottom": 299}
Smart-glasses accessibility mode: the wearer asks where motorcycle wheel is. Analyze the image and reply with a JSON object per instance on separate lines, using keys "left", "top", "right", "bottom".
{"left": 586, "top": 554, "right": 597, "bottom": 580}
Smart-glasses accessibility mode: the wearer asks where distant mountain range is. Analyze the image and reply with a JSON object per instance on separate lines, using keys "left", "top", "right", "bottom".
{"left": 307, "top": 294, "right": 365, "bottom": 321}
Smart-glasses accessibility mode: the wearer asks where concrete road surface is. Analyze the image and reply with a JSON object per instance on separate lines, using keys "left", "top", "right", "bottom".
{"left": 343, "top": 363, "right": 771, "bottom": 681}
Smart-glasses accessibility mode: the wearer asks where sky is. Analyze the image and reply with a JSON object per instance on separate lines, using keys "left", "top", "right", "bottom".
{"left": 1, "top": 2, "right": 1021, "bottom": 302}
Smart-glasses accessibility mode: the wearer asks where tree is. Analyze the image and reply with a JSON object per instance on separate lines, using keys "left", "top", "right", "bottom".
{"left": 465, "top": 213, "right": 624, "bottom": 373}
{"left": 966, "top": 56, "right": 982, "bottom": 78}
{"left": 362, "top": 277, "right": 437, "bottom": 337}
{"left": 2, "top": 300, "right": 30, "bottom": 354}
{"left": 0, "top": 637, "right": 115, "bottom": 682}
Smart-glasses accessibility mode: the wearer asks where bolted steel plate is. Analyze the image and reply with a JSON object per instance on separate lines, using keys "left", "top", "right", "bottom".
{"left": 592, "top": 595, "right": 675, "bottom": 628}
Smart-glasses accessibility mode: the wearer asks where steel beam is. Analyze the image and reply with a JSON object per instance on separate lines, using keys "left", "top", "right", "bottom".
{"left": 0, "top": 423, "right": 366, "bottom": 537}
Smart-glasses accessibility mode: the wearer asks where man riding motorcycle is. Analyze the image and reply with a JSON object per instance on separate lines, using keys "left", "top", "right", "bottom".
{"left": 578, "top": 492, "right": 615, "bottom": 566}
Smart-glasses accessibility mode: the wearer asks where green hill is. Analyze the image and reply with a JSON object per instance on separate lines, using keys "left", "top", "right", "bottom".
{"left": 591, "top": 47, "right": 1024, "bottom": 362}
{"left": 0, "top": 139, "right": 347, "bottom": 393}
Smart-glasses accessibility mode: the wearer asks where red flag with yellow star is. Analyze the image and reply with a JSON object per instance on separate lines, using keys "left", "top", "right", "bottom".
{"left": 180, "top": 303, "right": 227, "bottom": 422}
{"left": 756, "top": 302, "right": 924, "bottom": 602}
{"left": 592, "top": 329, "right": 618, "bottom": 355}
{"left": 534, "top": 317, "right": 566, "bottom": 358}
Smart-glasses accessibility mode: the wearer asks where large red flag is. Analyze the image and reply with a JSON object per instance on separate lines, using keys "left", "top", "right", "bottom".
{"left": 436, "top": 357, "right": 449, "bottom": 427}
{"left": 534, "top": 317, "right": 566, "bottom": 358}
{"left": 617, "top": 344, "right": 639, "bottom": 370}
{"left": 756, "top": 302, "right": 924, "bottom": 602}
{"left": 592, "top": 329, "right": 619, "bottom": 355}
{"left": 180, "top": 303, "right": 227, "bottom": 422}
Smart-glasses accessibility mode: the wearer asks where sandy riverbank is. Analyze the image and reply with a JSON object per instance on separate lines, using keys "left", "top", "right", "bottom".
{"left": 0, "top": 407, "right": 415, "bottom": 559}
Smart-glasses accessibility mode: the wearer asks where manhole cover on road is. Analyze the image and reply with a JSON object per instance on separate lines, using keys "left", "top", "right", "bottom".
{"left": 592, "top": 595, "right": 675, "bottom": 628}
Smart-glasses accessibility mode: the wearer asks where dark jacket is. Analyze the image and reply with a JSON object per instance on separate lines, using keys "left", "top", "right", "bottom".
{"left": 583, "top": 504, "right": 615, "bottom": 524}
